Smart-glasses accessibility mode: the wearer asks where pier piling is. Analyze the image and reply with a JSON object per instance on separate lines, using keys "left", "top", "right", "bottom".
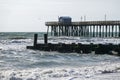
{"left": 34, "top": 34, "right": 38, "bottom": 46}
{"left": 44, "top": 34, "right": 48, "bottom": 44}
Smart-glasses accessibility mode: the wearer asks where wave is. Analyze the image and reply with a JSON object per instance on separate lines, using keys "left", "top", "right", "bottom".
{"left": 0, "top": 62, "right": 120, "bottom": 80}
{"left": 8, "top": 36, "right": 27, "bottom": 39}
{"left": 0, "top": 32, "right": 46, "bottom": 40}
{"left": 48, "top": 37, "right": 120, "bottom": 44}
{"left": 0, "top": 33, "right": 5, "bottom": 36}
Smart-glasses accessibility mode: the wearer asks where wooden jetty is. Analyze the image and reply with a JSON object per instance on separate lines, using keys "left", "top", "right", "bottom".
{"left": 27, "top": 34, "right": 120, "bottom": 56}
{"left": 46, "top": 17, "right": 120, "bottom": 37}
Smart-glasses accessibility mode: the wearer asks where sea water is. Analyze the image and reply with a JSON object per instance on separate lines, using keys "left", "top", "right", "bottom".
{"left": 0, "top": 32, "right": 120, "bottom": 80}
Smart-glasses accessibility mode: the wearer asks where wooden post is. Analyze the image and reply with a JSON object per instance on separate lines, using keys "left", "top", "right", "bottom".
{"left": 109, "top": 25, "right": 111, "bottom": 37}
{"left": 119, "top": 25, "right": 120, "bottom": 37}
{"left": 96, "top": 26, "right": 98, "bottom": 37}
{"left": 51, "top": 26, "right": 53, "bottom": 36}
{"left": 105, "top": 25, "right": 107, "bottom": 37}
{"left": 79, "top": 26, "right": 81, "bottom": 36}
{"left": 99, "top": 26, "right": 101, "bottom": 37}
{"left": 47, "top": 26, "right": 49, "bottom": 35}
{"left": 93, "top": 26, "right": 95, "bottom": 37}
{"left": 115, "top": 25, "right": 117, "bottom": 37}
{"left": 59, "top": 26, "right": 60, "bottom": 36}
{"left": 112, "top": 25, "right": 114, "bottom": 37}
{"left": 44, "top": 34, "right": 48, "bottom": 44}
{"left": 102, "top": 26, "right": 104, "bottom": 38}
{"left": 90, "top": 26, "right": 92, "bottom": 37}
{"left": 34, "top": 34, "right": 38, "bottom": 46}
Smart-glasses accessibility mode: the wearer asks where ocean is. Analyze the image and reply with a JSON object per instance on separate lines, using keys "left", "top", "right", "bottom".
{"left": 0, "top": 32, "right": 120, "bottom": 80}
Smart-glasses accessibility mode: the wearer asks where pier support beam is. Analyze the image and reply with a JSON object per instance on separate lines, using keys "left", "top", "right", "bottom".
{"left": 96, "top": 26, "right": 98, "bottom": 37}
{"left": 89, "top": 26, "right": 92, "bottom": 37}
{"left": 105, "top": 25, "right": 107, "bottom": 37}
{"left": 109, "top": 25, "right": 111, "bottom": 37}
{"left": 99, "top": 26, "right": 102, "bottom": 37}
{"left": 115, "top": 25, "right": 118, "bottom": 37}
{"left": 102, "top": 26, "right": 104, "bottom": 38}
{"left": 93, "top": 26, "right": 95, "bottom": 37}
{"left": 111, "top": 25, "right": 114, "bottom": 37}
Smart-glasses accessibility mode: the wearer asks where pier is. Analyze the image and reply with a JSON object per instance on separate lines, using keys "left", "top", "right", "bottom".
{"left": 46, "top": 18, "right": 120, "bottom": 37}
{"left": 27, "top": 17, "right": 120, "bottom": 56}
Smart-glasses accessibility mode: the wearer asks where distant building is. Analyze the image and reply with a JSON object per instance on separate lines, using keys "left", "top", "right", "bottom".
{"left": 59, "top": 16, "right": 72, "bottom": 24}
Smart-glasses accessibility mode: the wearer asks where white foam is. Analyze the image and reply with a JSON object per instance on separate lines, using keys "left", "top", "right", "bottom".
{"left": 48, "top": 37, "right": 120, "bottom": 44}
{"left": 1, "top": 37, "right": 120, "bottom": 51}
{"left": 1, "top": 37, "right": 120, "bottom": 80}
{"left": 0, "top": 62, "right": 120, "bottom": 80}
{"left": 0, "top": 39, "right": 33, "bottom": 51}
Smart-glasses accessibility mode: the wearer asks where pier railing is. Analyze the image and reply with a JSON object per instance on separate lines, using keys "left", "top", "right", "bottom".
{"left": 46, "top": 21, "right": 120, "bottom": 26}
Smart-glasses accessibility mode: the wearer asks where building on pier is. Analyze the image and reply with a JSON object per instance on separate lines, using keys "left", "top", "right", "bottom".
{"left": 45, "top": 17, "right": 120, "bottom": 37}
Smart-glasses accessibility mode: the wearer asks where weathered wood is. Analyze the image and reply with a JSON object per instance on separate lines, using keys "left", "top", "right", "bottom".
{"left": 34, "top": 34, "right": 38, "bottom": 46}
{"left": 27, "top": 42, "right": 120, "bottom": 56}
{"left": 27, "top": 32, "right": 120, "bottom": 56}
{"left": 44, "top": 34, "right": 48, "bottom": 44}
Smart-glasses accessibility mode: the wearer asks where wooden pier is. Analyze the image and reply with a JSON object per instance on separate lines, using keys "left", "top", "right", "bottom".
{"left": 46, "top": 21, "right": 120, "bottom": 37}
{"left": 27, "top": 17, "right": 120, "bottom": 55}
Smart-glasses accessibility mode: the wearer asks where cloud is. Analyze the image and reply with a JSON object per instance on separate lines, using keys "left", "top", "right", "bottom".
{"left": 0, "top": 0, "right": 120, "bottom": 32}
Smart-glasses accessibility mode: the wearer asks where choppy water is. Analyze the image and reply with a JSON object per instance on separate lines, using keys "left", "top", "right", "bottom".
{"left": 0, "top": 32, "right": 120, "bottom": 80}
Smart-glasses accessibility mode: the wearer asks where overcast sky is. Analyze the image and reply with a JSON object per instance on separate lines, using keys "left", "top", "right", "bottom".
{"left": 0, "top": 0, "right": 120, "bottom": 32}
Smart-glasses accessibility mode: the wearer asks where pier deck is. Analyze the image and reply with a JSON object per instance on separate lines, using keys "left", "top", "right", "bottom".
{"left": 46, "top": 21, "right": 120, "bottom": 26}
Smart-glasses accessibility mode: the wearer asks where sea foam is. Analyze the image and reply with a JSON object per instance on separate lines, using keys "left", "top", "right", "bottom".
{"left": 0, "top": 62, "right": 120, "bottom": 80}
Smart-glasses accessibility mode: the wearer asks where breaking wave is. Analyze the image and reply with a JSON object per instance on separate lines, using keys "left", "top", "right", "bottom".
{"left": 0, "top": 32, "right": 120, "bottom": 80}
{"left": 0, "top": 62, "right": 120, "bottom": 80}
